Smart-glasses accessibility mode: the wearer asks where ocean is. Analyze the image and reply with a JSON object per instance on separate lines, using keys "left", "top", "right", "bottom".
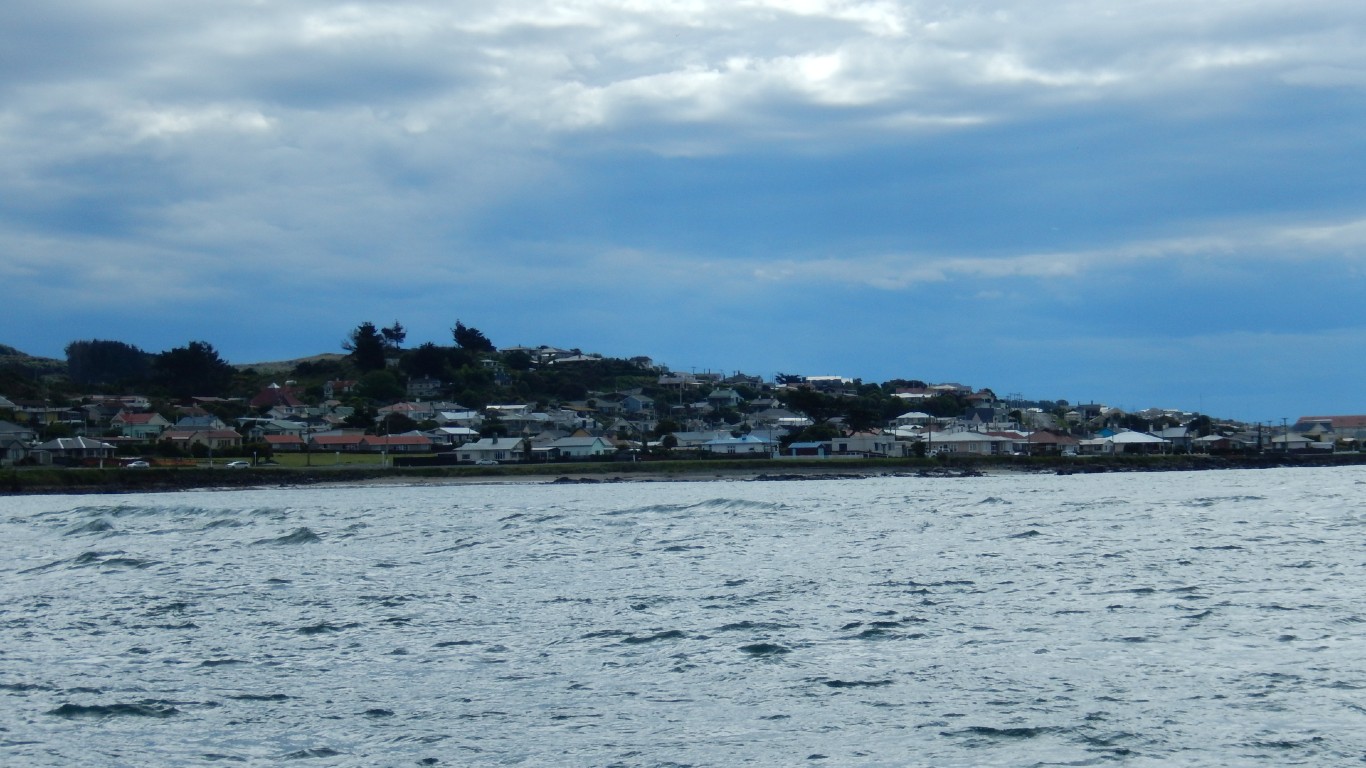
{"left": 2, "top": 467, "right": 1364, "bottom": 766}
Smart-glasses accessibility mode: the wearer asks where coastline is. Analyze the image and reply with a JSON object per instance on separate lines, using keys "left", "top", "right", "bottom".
{"left": 6, "top": 452, "right": 1366, "bottom": 496}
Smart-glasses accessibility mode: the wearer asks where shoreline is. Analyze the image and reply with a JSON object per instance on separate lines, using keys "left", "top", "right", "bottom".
{"left": 6, "top": 452, "right": 1366, "bottom": 495}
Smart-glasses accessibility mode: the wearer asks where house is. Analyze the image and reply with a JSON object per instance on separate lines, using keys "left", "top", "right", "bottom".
{"left": 0, "top": 419, "right": 38, "bottom": 444}
{"left": 803, "top": 376, "right": 853, "bottom": 393}
{"left": 1154, "top": 426, "right": 1192, "bottom": 452}
{"left": 1, "top": 438, "right": 29, "bottom": 466}
{"left": 894, "top": 388, "right": 936, "bottom": 401}
{"left": 702, "top": 434, "right": 776, "bottom": 455}
{"left": 668, "top": 430, "right": 736, "bottom": 449}
{"left": 1109, "top": 431, "right": 1171, "bottom": 454}
{"left": 362, "top": 434, "right": 434, "bottom": 453}
{"left": 830, "top": 432, "right": 900, "bottom": 457}
{"left": 406, "top": 376, "right": 444, "bottom": 399}
{"left": 173, "top": 414, "right": 228, "bottom": 432}
{"left": 11, "top": 401, "right": 67, "bottom": 425}
{"left": 552, "top": 353, "right": 604, "bottom": 364}
{"left": 1193, "top": 434, "right": 1248, "bottom": 453}
{"left": 436, "top": 410, "right": 484, "bottom": 428}
{"left": 249, "top": 383, "right": 307, "bottom": 414}
{"left": 787, "top": 441, "right": 829, "bottom": 457}
{"left": 985, "top": 431, "right": 1031, "bottom": 455}
{"left": 311, "top": 433, "right": 367, "bottom": 452}
{"left": 425, "top": 426, "right": 480, "bottom": 446}
{"left": 458, "top": 436, "right": 529, "bottom": 463}
{"left": 1026, "top": 430, "right": 1080, "bottom": 455}
{"left": 893, "top": 411, "right": 933, "bottom": 428}
{"left": 111, "top": 411, "right": 171, "bottom": 440}
{"left": 160, "top": 429, "right": 244, "bottom": 452}
{"left": 237, "top": 418, "right": 308, "bottom": 441}
{"left": 264, "top": 434, "right": 307, "bottom": 452}
{"left": 965, "top": 389, "right": 998, "bottom": 407}
{"left": 750, "top": 408, "right": 809, "bottom": 428}
{"left": 323, "top": 380, "right": 357, "bottom": 399}
{"left": 29, "top": 436, "right": 116, "bottom": 465}
{"left": 1270, "top": 432, "right": 1326, "bottom": 452}
{"left": 550, "top": 435, "right": 615, "bottom": 458}
{"left": 378, "top": 402, "right": 437, "bottom": 422}
{"left": 924, "top": 430, "right": 1012, "bottom": 455}
{"left": 621, "top": 394, "right": 655, "bottom": 414}
{"left": 706, "top": 388, "right": 744, "bottom": 409}
{"left": 1294, "top": 415, "right": 1366, "bottom": 445}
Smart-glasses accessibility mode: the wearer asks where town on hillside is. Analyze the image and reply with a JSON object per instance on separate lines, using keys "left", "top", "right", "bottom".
{"left": 0, "top": 327, "right": 1359, "bottom": 468}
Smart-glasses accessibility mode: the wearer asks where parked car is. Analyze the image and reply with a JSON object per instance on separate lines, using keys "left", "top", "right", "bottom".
{"left": 475, "top": 459, "right": 499, "bottom": 465}
{"left": 125, "top": 460, "right": 150, "bottom": 469}
{"left": 224, "top": 461, "right": 250, "bottom": 469}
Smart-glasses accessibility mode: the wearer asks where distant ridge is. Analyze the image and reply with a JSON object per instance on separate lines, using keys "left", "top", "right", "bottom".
{"left": 0, "top": 344, "right": 65, "bottom": 374}
{"left": 0, "top": 344, "right": 349, "bottom": 378}
{"left": 234, "top": 353, "right": 346, "bottom": 374}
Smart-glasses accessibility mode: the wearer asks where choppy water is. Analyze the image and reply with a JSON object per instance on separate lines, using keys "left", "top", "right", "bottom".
{"left": 2, "top": 467, "right": 1365, "bottom": 766}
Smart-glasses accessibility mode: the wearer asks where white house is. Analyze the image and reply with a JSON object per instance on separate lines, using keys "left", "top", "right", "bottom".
{"left": 425, "top": 426, "right": 480, "bottom": 446}
{"left": 1109, "top": 431, "right": 1171, "bottom": 454}
{"left": 458, "top": 436, "right": 528, "bottom": 463}
{"left": 924, "top": 431, "right": 1012, "bottom": 455}
{"left": 702, "top": 434, "right": 776, "bottom": 455}
{"left": 550, "top": 435, "right": 614, "bottom": 458}
{"left": 830, "top": 432, "right": 901, "bottom": 457}
{"left": 893, "top": 411, "right": 932, "bottom": 427}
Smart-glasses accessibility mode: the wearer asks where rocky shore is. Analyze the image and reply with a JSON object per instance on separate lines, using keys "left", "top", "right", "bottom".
{"left": 6, "top": 452, "right": 1366, "bottom": 496}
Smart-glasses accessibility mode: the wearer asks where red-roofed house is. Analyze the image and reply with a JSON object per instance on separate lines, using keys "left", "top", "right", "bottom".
{"left": 362, "top": 434, "right": 434, "bottom": 453}
{"left": 1027, "top": 430, "right": 1080, "bottom": 456}
{"left": 111, "top": 410, "right": 170, "bottom": 440}
{"left": 250, "top": 383, "right": 307, "bottom": 414}
{"left": 1294, "top": 415, "right": 1366, "bottom": 444}
{"left": 265, "top": 434, "right": 307, "bottom": 452}
{"left": 311, "top": 433, "right": 366, "bottom": 452}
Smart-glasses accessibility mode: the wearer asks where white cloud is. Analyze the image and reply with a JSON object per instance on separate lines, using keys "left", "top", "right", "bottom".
{"left": 123, "top": 104, "right": 275, "bottom": 140}
{"left": 744, "top": 212, "right": 1366, "bottom": 290}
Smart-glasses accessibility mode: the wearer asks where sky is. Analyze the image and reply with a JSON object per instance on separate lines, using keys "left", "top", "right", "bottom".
{"left": 3, "top": 1, "right": 1366, "bottom": 423}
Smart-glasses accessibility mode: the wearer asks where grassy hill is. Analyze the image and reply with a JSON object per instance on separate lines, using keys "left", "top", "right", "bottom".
{"left": 234, "top": 353, "right": 346, "bottom": 375}
{"left": 0, "top": 344, "right": 68, "bottom": 400}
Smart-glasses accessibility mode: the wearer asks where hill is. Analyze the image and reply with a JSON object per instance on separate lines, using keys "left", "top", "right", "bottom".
{"left": 0, "top": 344, "right": 66, "bottom": 376}
{"left": 234, "top": 353, "right": 347, "bottom": 375}
{"left": 0, "top": 344, "right": 68, "bottom": 400}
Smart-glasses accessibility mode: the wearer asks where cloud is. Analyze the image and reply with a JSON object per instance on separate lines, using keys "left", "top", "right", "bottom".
{"left": 3, "top": 1, "right": 1366, "bottom": 421}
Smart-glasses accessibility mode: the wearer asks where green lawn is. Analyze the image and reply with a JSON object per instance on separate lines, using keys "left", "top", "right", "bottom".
{"left": 258, "top": 452, "right": 401, "bottom": 468}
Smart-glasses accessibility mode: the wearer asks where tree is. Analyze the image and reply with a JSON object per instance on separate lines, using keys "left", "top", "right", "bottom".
{"left": 153, "top": 341, "right": 235, "bottom": 398}
{"left": 452, "top": 321, "right": 495, "bottom": 353}
{"left": 65, "top": 339, "right": 152, "bottom": 386}
{"left": 342, "top": 404, "right": 377, "bottom": 430}
{"left": 358, "top": 370, "right": 404, "bottom": 402}
{"left": 1119, "top": 414, "right": 1150, "bottom": 432}
{"left": 381, "top": 412, "right": 418, "bottom": 435}
{"left": 480, "top": 409, "right": 507, "bottom": 437}
{"left": 344, "top": 322, "right": 387, "bottom": 372}
{"left": 381, "top": 321, "right": 407, "bottom": 351}
{"left": 842, "top": 397, "right": 885, "bottom": 433}
{"left": 403, "top": 342, "right": 450, "bottom": 380}
{"left": 1186, "top": 414, "right": 1214, "bottom": 438}
{"left": 503, "top": 349, "right": 533, "bottom": 371}
{"left": 777, "top": 388, "right": 842, "bottom": 424}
